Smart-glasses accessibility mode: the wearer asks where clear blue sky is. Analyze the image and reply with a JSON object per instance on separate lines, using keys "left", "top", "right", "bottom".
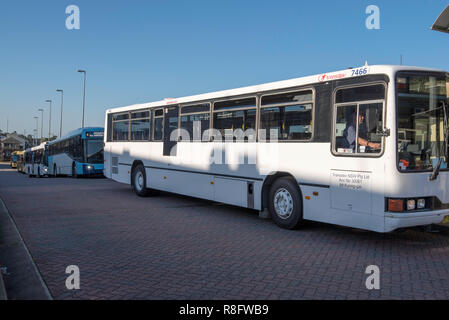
{"left": 1, "top": 0, "right": 448, "bottom": 137}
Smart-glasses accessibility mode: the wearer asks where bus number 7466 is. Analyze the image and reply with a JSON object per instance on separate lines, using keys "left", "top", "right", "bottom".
{"left": 351, "top": 67, "right": 368, "bottom": 76}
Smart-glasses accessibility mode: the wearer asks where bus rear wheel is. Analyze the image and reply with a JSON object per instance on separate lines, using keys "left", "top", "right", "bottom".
{"left": 132, "top": 164, "right": 149, "bottom": 197}
{"left": 269, "top": 177, "right": 304, "bottom": 229}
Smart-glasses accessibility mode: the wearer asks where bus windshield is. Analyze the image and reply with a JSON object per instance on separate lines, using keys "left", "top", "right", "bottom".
{"left": 86, "top": 139, "right": 104, "bottom": 164}
{"left": 397, "top": 72, "right": 449, "bottom": 172}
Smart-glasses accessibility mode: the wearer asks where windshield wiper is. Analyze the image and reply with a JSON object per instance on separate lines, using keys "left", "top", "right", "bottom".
{"left": 430, "top": 101, "right": 449, "bottom": 181}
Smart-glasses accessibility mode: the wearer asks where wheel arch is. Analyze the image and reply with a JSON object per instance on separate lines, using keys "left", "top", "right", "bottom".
{"left": 261, "top": 171, "right": 301, "bottom": 210}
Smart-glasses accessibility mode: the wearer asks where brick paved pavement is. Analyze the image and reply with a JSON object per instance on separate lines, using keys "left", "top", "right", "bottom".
{"left": 0, "top": 163, "right": 449, "bottom": 299}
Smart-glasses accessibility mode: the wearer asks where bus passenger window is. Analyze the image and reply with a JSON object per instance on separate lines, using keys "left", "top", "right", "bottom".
{"left": 130, "top": 111, "right": 150, "bottom": 141}
{"left": 180, "top": 103, "right": 211, "bottom": 142}
{"left": 213, "top": 98, "right": 257, "bottom": 141}
{"left": 112, "top": 113, "right": 130, "bottom": 141}
{"left": 153, "top": 109, "right": 164, "bottom": 141}
{"left": 260, "top": 90, "right": 314, "bottom": 141}
{"left": 180, "top": 113, "right": 210, "bottom": 141}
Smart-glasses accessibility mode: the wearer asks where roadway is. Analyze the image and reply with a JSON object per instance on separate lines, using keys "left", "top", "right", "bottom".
{"left": 0, "top": 162, "right": 449, "bottom": 299}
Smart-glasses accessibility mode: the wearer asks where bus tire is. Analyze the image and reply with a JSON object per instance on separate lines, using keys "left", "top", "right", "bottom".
{"left": 268, "top": 177, "right": 304, "bottom": 229}
{"left": 37, "top": 167, "right": 41, "bottom": 178}
{"left": 132, "top": 164, "right": 151, "bottom": 197}
{"left": 72, "top": 163, "right": 78, "bottom": 179}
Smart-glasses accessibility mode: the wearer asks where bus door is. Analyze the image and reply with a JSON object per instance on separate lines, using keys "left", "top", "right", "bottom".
{"left": 163, "top": 106, "right": 179, "bottom": 156}
{"left": 330, "top": 83, "right": 386, "bottom": 216}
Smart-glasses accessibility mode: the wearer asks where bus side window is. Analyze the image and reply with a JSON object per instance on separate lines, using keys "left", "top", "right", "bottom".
{"left": 112, "top": 113, "right": 130, "bottom": 141}
{"left": 130, "top": 111, "right": 151, "bottom": 141}
{"left": 213, "top": 97, "right": 257, "bottom": 142}
{"left": 335, "top": 105, "right": 357, "bottom": 153}
{"left": 180, "top": 103, "right": 211, "bottom": 142}
{"left": 334, "top": 84, "right": 385, "bottom": 155}
{"left": 260, "top": 89, "right": 314, "bottom": 141}
{"left": 153, "top": 109, "right": 164, "bottom": 141}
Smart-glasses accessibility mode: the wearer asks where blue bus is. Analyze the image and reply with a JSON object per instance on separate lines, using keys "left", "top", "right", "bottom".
{"left": 48, "top": 127, "right": 104, "bottom": 177}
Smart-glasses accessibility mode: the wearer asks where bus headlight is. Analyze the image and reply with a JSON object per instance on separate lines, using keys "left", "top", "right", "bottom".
{"left": 387, "top": 197, "right": 432, "bottom": 212}
{"left": 417, "top": 198, "right": 426, "bottom": 209}
{"left": 406, "top": 199, "right": 416, "bottom": 211}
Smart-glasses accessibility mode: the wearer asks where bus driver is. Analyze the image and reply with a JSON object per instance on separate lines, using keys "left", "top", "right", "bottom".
{"left": 343, "top": 110, "right": 381, "bottom": 152}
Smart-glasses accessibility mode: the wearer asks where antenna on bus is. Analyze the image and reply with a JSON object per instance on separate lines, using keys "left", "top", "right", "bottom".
{"left": 364, "top": 61, "right": 369, "bottom": 67}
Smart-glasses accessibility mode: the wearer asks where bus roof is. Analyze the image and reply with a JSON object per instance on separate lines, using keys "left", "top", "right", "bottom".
{"left": 30, "top": 142, "right": 48, "bottom": 152}
{"left": 48, "top": 127, "right": 104, "bottom": 146}
{"left": 106, "top": 65, "right": 448, "bottom": 114}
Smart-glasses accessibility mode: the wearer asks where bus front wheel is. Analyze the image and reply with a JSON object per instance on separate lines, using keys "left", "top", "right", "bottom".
{"left": 269, "top": 177, "right": 304, "bottom": 229}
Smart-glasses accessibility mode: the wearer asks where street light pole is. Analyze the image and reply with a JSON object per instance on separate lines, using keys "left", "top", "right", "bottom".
{"left": 46, "top": 100, "right": 52, "bottom": 140}
{"left": 78, "top": 70, "right": 86, "bottom": 128}
{"left": 34, "top": 116, "right": 38, "bottom": 146}
{"left": 38, "top": 108, "right": 44, "bottom": 141}
{"left": 56, "top": 89, "right": 64, "bottom": 138}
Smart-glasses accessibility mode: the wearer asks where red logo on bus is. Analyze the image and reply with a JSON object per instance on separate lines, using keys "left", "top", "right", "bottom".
{"left": 318, "top": 73, "right": 345, "bottom": 82}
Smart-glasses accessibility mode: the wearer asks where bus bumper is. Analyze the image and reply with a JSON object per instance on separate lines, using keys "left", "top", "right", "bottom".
{"left": 82, "top": 164, "right": 104, "bottom": 176}
{"left": 385, "top": 209, "right": 449, "bottom": 232}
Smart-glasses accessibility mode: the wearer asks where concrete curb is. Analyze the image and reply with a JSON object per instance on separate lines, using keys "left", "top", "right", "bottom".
{"left": 0, "top": 198, "right": 52, "bottom": 300}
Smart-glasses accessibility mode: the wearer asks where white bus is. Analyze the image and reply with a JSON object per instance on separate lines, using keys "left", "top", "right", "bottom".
{"left": 25, "top": 142, "right": 49, "bottom": 178}
{"left": 104, "top": 65, "right": 449, "bottom": 233}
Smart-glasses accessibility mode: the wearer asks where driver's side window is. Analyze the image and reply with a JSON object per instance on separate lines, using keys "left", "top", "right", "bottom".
{"left": 334, "top": 84, "right": 385, "bottom": 155}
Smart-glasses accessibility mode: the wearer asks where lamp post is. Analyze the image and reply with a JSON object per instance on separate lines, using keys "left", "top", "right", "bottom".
{"left": 38, "top": 108, "right": 44, "bottom": 141}
{"left": 34, "top": 116, "right": 38, "bottom": 146}
{"left": 45, "top": 100, "right": 52, "bottom": 140}
{"left": 56, "top": 89, "right": 64, "bottom": 138}
{"left": 78, "top": 70, "right": 86, "bottom": 128}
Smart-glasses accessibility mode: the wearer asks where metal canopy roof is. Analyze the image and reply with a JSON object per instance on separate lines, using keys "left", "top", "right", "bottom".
{"left": 432, "top": 5, "right": 449, "bottom": 34}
